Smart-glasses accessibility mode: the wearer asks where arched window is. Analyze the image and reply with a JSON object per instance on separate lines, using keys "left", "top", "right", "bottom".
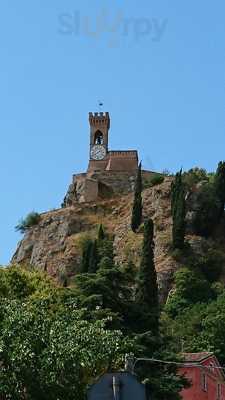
{"left": 94, "top": 130, "right": 104, "bottom": 145}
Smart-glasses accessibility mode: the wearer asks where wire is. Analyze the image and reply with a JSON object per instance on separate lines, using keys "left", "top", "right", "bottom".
{"left": 133, "top": 357, "right": 225, "bottom": 372}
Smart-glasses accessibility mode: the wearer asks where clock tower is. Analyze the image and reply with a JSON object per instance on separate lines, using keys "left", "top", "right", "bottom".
{"left": 88, "top": 112, "right": 110, "bottom": 171}
{"left": 87, "top": 111, "right": 138, "bottom": 173}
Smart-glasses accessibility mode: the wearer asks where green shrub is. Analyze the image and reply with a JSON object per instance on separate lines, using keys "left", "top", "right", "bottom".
{"left": 150, "top": 174, "right": 164, "bottom": 186}
{"left": 15, "top": 212, "right": 41, "bottom": 233}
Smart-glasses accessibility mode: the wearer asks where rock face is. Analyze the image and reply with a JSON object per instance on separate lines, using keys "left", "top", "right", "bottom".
{"left": 12, "top": 176, "right": 178, "bottom": 300}
{"left": 12, "top": 173, "right": 225, "bottom": 302}
{"left": 13, "top": 207, "right": 87, "bottom": 277}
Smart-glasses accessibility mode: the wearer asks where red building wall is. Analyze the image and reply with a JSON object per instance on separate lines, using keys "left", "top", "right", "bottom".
{"left": 179, "top": 354, "right": 225, "bottom": 400}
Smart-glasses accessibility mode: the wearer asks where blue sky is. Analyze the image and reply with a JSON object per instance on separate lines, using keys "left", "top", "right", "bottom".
{"left": 0, "top": 1, "right": 225, "bottom": 264}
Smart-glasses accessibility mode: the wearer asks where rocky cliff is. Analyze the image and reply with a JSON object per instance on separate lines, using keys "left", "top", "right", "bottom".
{"left": 12, "top": 175, "right": 225, "bottom": 301}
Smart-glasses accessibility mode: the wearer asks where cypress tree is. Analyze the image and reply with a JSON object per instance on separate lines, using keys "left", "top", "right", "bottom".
{"left": 136, "top": 219, "right": 159, "bottom": 334}
{"left": 81, "top": 238, "right": 100, "bottom": 274}
{"left": 81, "top": 239, "right": 93, "bottom": 273}
{"left": 172, "top": 170, "right": 186, "bottom": 249}
{"left": 131, "top": 162, "right": 143, "bottom": 232}
{"left": 98, "top": 224, "right": 105, "bottom": 241}
{"left": 214, "top": 161, "right": 225, "bottom": 219}
{"left": 88, "top": 240, "right": 99, "bottom": 273}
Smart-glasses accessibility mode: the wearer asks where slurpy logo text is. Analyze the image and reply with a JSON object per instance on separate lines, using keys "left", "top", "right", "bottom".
{"left": 58, "top": 9, "right": 168, "bottom": 46}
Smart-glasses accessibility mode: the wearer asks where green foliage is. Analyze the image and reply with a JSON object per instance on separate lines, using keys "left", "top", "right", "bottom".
{"left": 164, "top": 293, "right": 225, "bottom": 364}
{"left": 0, "top": 266, "right": 55, "bottom": 300}
{"left": 81, "top": 239, "right": 93, "bottom": 273}
{"left": 165, "top": 267, "right": 213, "bottom": 318}
{"left": 81, "top": 238, "right": 100, "bottom": 274}
{"left": 0, "top": 299, "right": 131, "bottom": 400}
{"left": 193, "top": 183, "right": 221, "bottom": 237}
{"left": 88, "top": 240, "right": 99, "bottom": 273}
{"left": 15, "top": 212, "right": 41, "bottom": 233}
{"left": 131, "top": 162, "right": 143, "bottom": 232}
{"left": 74, "top": 256, "right": 133, "bottom": 329}
{"left": 134, "top": 332, "right": 188, "bottom": 400}
{"left": 214, "top": 161, "right": 225, "bottom": 218}
{"left": 97, "top": 236, "right": 114, "bottom": 262}
{"left": 80, "top": 226, "right": 113, "bottom": 274}
{"left": 136, "top": 219, "right": 159, "bottom": 334}
{"left": 98, "top": 224, "right": 105, "bottom": 241}
{"left": 162, "top": 303, "right": 208, "bottom": 354}
{"left": 0, "top": 253, "right": 186, "bottom": 400}
{"left": 171, "top": 171, "right": 186, "bottom": 249}
{"left": 74, "top": 234, "right": 185, "bottom": 399}
{"left": 150, "top": 174, "right": 164, "bottom": 187}
{"left": 191, "top": 162, "right": 225, "bottom": 237}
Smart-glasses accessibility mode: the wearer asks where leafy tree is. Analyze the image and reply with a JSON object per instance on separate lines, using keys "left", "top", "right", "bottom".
{"left": 164, "top": 292, "right": 225, "bottom": 365}
{"left": 0, "top": 260, "right": 187, "bottom": 400}
{"left": 135, "top": 219, "right": 159, "bottom": 334}
{"left": 0, "top": 299, "right": 132, "bottom": 400}
{"left": 165, "top": 267, "right": 213, "bottom": 318}
{"left": 171, "top": 171, "right": 186, "bottom": 249}
{"left": 131, "top": 162, "right": 143, "bottom": 232}
{"left": 0, "top": 266, "right": 55, "bottom": 300}
{"left": 134, "top": 332, "right": 188, "bottom": 400}
{"left": 195, "top": 293, "right": 225, "bottom": 363}
{"left": 161, "top": 302, "right": 208, "bottom": 354}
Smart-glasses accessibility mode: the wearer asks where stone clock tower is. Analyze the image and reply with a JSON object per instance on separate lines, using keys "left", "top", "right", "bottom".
{"left": 88, "top": 112, "right": 110, "bottom": 171}
{"left": 63, "top": 111, "right": 154, "bottom": 205}
{"left": 87, "top": 111, "right": 138, "bottom": 173}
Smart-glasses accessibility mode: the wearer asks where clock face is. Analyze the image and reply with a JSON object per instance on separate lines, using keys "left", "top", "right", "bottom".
{"left": 90, "top": 145, "right": 107, "bottom": 160}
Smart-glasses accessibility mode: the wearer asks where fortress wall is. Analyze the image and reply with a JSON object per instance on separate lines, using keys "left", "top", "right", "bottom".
{"left": 64, "top": 170, "right": 159, "bottom": 205}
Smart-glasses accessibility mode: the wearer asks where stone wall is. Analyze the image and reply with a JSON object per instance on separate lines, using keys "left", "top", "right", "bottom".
{"left": 63, "top": 170, "right": 158, "bottom": 206}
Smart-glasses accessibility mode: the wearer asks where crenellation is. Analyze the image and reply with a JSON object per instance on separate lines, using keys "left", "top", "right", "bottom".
{"left": 109, "top": 150, "right": 138, "bottom": 157}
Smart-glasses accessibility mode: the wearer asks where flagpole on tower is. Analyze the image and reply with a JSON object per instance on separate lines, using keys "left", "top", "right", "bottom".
{"left": 98, "top": 101, "right": 103, "bottom": 112}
